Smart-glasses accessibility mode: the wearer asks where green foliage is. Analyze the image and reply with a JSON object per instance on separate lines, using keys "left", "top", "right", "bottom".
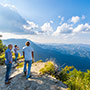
{"left": 12, "top": 52, "right": 24, "bottom": 61}
{"left": 39, "top": 61, "right": 55, "bottom": 75}
{"left": 0, "top": 40, "right": 7, "bottom": 54}
{"left": 0, "top": 53, "right": 5, "bottom": 65}
{"left": 58, "top": 66, "right": 90, "bottom": 90}
{"left": 17, "top": 62, "right": 24, "bottom": 69}
{"left": 0, "top": 40, "right": 7, "bottom": 65}
{"left": 56, "top": 66, "right": 74, "bottom": 81}
{"left": 39, "top": 62, "right": 90, "bottom": 90}
{"left": 0, "top": 39, "right": 23, "bottom": 65}
{"left": 17, "top": 55, "right": 24, "bottom": 60}
{"left": 36, "top": 60, "right": 43, "bottom": 63}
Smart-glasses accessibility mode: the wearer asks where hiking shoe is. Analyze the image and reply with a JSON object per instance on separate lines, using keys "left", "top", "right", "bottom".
{"left": 29, "top": 75, "right": 32, "bottom": 78}
{"left": 5, "top": 81, "right": 11, "bottom": 84}
{"left": 26, "top": 75, "right": 32, "bottom": 79}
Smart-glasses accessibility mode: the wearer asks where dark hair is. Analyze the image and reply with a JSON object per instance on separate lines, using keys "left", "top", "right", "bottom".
{"left": 25, "top": 41, "right": 30, "bottom": 46}
{"left": 8, "top": 44, "right": 13, "bottom": 48}
{"left": 14, "top": 45, "right": 17, "bottom": 47}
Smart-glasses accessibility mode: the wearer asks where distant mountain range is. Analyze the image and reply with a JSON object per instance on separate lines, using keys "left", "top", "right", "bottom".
{"left": 3, "top": 39, "right": 90, "bottom": 72}
{"left": 38, "top": 43, "right": 90, "bottom": 59}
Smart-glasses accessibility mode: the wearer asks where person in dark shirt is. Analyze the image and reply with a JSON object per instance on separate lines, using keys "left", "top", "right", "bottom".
{"left": 5, "top": 44, "right": 13, "bottom": 84}
{"left": 14, "top": 45, "right": 19, "bottom": 63}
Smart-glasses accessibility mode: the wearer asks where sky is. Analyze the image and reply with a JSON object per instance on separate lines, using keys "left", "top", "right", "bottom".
{"left": 0, "top": 0, "right": 90, "bottom": 44}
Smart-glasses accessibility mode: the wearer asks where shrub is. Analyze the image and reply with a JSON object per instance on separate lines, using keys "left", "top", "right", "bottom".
{"left": 0, "top": 58, "right": 5, "bottom": 65}
{"left": 17, "top": 55, "right": 24, "bottom": 60}
{"left": 12, "top": 53, "right": 24, "bottom": 61}
{"left": 0, "top": 53, "right": 5, "bottom": 65}
{"left": 59, "top": 67, "right": 90, "bottom": 90}
{"left": 36, "top": 60, "right": 43, "bottom": 63}
{"left": 17, "top": 62, "right": 24, "bottom": 69}
{"left": 39, "top": 63, "right": 90, "bottom": 90}
{"left": 0, "top": 40, "right": 7, "bottom": 54}
{"left": 57, "top": 66, "right": 74, "bottom": 81}
{"left": 64, "top": 69, "right": 84, "bottom": 90}
{"left": 39, "top": 61, "right": 55, "bottom": 75}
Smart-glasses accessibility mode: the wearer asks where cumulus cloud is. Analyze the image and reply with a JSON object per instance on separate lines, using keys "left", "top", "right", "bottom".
{"left": 53, "top": 23, "right": 90, "bottom": 36}
{"left": 58, "top": 16, "right": 64, "bottom": 24}
{"left": 1, "top": 3, "right": 17, "bottom": 10}
{"left": 23, "top": 20, "right": 38, "bottom": 30}
{"left": 0, "top": 3, "right": 89, "bottom": 41}
{"left": 0, "top": 4, "right": 39, "bottom": 35}
{"left": 71, "top": 16, "right": 80, "bottom": 24}
{"left": 59, "top": 17, "right": 64, "bottom": 24}
{"left": 52, "top": 23, "right": 73, "bottom": 36}
{"left": 0, "top": 3, "right": 26, "bottom": 34}
{"left": 50, "top": 20, "right": 53, "bottom": 24}
{"left": 73, "top": 23, "right": 90, "bottom": 33}
{"left": 41, "top": 22, "right": 53, "bottom": 33}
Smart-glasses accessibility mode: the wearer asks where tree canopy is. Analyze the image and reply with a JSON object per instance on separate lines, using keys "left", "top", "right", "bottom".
{"left": 0, "top": 40, "right": 7, "bottom": 54}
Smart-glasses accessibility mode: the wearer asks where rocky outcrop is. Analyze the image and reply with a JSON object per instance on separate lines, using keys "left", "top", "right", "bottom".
{"left": 0, "top": 62, "right": 67, "bottom": 90}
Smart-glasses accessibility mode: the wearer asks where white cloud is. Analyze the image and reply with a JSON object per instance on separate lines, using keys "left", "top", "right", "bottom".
{"left": 0, "top": 4, "right": 39, "bottom": 35}
{"left": 23, "top": 20, "right": 38, "bottom": 30}
{"left": 59, "top": 17, "right": 64, "bottom": 24}
{"left": 73, "top": 23, "right": 90, "bottom": 33}
{"left": 81, "top": 15, "right": 85, "bottom": 20}
{"left": 53, "top": 23, "right": 90, "bottom": 36}
{"left": 0, "top": 32, "right": 25, "bottom": 39}
{"left": 0, "top": 3, "right": 28, "bottom": 34}
{"left": 52, "top": 23, "right": 73, "bottom": 36}
{"left": 1, "top": 3, "right": 16, "bottom": 10}
{"left": 0, "top": 4, "right": 90, "bottom": 44}
{"left": 71, "top": 16, "right": 80, "bottom": 24}
{"left": 58, "top": 16, "right": 64, "bottom": 24}
{"left": 41, "top": 22, "right": 53, "bottom": 33}
{"left": 50, "top": 20, "right": 53, "bottom": 24}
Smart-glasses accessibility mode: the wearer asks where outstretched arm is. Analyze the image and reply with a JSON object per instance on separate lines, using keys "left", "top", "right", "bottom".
{"left": 17, "top": 47, "right": 19, "bottom": 50}
{"left": 32, "top": 51, "right": 34, "bottom": 62}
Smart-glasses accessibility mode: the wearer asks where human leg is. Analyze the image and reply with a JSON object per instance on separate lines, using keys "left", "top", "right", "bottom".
{"left": 26, "top": 60, "right": 32, "bottom": 79}
{"left": 5, "top": 64, "right": 12, "bottom": 83}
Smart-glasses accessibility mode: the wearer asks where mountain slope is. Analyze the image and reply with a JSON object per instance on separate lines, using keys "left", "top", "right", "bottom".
{"left": 3, "top": 39, "right": 90, "bottom": 71}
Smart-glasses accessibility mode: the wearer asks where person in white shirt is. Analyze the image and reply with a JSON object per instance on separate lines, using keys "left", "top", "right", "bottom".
{"left": 23, "top": 41, "right": 34, "bottom": 79}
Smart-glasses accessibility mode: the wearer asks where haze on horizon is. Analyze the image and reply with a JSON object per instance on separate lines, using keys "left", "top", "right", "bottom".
{"left": 0, "top": 0, "right": 90, "bottom": 44}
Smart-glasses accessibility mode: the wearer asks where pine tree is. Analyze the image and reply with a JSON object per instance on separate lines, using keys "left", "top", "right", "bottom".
{"left": 0, "top": 39, "right": 7, "bottom": 54}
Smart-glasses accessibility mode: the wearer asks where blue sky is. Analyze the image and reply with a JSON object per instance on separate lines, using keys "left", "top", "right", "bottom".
{"left": 1, "top": 0, "right": 90, "bottom": 24}
{"left": 0, "top": 0, "right": 90, "bottom": 44}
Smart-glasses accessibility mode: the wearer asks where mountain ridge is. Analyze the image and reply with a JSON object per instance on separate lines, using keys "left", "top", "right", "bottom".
{"left": 2, "top": 39, "right": 90, "bottom": 72}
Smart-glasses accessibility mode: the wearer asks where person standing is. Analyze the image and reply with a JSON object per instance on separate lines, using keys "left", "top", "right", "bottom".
{"left": 14, "top": 45, "right": 19, "bottom": 63}
{"left": 5, "top": 44, "right": 13, "bottom": 84}
{"left": 23, "top": 41, "right": 34, "bottom": 79}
